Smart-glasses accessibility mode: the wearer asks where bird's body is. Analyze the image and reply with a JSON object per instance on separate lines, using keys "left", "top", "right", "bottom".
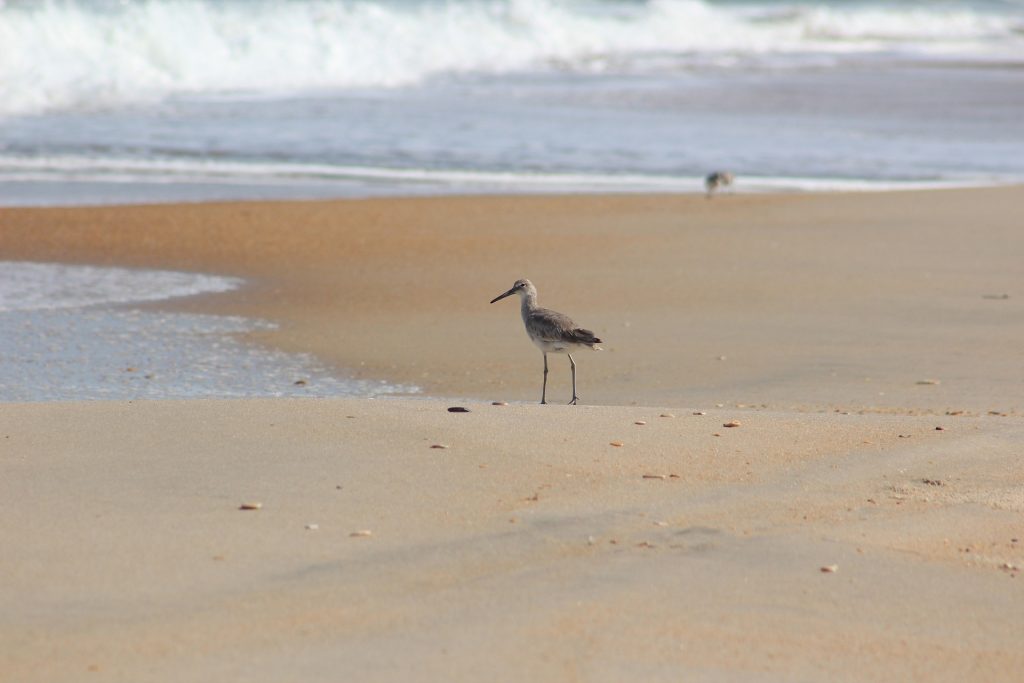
{"left": 705, "top": 170, "right": 734, "bottom": 198}
{"left": 490, "top": 279, "right": 602, "bottom": 405}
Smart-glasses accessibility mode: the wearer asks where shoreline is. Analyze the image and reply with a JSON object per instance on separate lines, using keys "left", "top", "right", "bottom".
{"left": 4, "top": 174, "right": 1021, "bottom": 210}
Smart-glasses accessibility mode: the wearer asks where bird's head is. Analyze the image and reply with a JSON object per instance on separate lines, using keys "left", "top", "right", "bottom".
{"left": 490, "top": 278, "right": 535, "bottom": 304}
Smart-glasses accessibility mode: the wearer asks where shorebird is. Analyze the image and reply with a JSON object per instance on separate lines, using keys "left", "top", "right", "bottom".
{"left": 705, "top": 171, "right": 734, "bottom": 198}
{"left": 490, "top": 279, "right": 602, "bottom": 405}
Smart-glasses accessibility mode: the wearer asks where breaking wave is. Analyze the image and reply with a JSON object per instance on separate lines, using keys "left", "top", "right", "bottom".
{"left": 2, "top": 0, "right": 1022, "bottom": 115}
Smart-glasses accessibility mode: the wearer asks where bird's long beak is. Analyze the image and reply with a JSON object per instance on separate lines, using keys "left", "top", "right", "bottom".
{"left": 490, "top": 287, "right": 516, "bottom": 304}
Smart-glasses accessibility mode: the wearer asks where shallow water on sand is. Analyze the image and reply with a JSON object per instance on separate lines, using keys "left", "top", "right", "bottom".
{"left": 0, "top": 262, "right": 418, "bottom": 401}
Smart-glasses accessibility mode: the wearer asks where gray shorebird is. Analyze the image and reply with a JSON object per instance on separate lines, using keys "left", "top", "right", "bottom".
{"left": 705, "top": 171, "right": 734, "bottom": 198}
{"left": 490, "top": 278, "right": 602, "bottom": 405}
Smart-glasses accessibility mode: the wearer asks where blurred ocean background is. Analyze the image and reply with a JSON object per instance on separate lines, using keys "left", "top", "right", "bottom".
{"left": 2, "top": 0, "right": 1023, "bottom": 205}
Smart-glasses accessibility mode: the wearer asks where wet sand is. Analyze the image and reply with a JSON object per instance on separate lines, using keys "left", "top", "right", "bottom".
{"left": 2, "top": 188, "right": 1023, "bottom": 681}
{"left": 3, "top": 187, "right": 1022, "bottom": 412}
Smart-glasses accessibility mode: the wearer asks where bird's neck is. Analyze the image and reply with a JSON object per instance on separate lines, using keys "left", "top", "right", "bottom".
{"left": 519, "top": 292, "right": 538, "bottom": 316}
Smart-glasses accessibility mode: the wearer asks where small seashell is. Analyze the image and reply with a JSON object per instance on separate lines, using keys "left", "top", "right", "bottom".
{"left": 305, "top": 523, "right": 319, "bottom": 531}
{"left": 447, "top": 406, "right": 470, "bottom": 413}
{"left": 350, "top": 530, "right": 372, "bottom": 537}
{"left": 723, "top": 421, "right": 741, "bottom": 428}
{"left": 294, "top": 379, "right": 307, "bottom": 386}
{"left": 916, "top": 379, "right": 940, "bottom": 385}
{"left": 609, "top": 441, "right": 624, "bottom": 447}
{"left": 430, "top": 444, "right": 449, "bottom": 449}
{"left": 643, "top": 474, "right": 667, "bottom": 480}
{"left": 635, "top": 420, "right": 647, "bottom": 425}
{"left": 820, "top": 564, "right": 838, "bottom": 573}
{"left": 239, "top": 502, "right": 262, "bottom": 510}
{"left": 654, "top": 520, "right": 668, "bottom": 526}
{"left": 693, "top": 411, "right": 706, "bottom": 416}
{"left": 935, "top": 426, "right": 945, "bottom": 431}
{"left": 660, "top": 413, "right": 675, "bottom": 418}
{"left": 491, "top": 401, "right": 508, "bottom": 406}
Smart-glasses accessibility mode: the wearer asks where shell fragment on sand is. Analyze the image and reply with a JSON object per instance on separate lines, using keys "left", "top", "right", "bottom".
{"left": 239, "top": 502, "right": 262, "bottom": 510}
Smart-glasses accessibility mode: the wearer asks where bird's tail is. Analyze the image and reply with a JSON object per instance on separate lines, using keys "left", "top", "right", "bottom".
{"left": 570, "top": 328, "right": 603, "bottom": 348}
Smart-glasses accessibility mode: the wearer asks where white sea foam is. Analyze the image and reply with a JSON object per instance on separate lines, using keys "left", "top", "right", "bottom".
{"left": 1, "top": 0, "right": 1021, "bottom": 116}
{"left": 0, "top": 261, "right": 242, "bottom": 312}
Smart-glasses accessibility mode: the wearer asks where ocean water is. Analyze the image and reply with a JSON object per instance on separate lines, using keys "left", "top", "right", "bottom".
{"left": 1, "top": 0, "right": 1023, "bottom": 204}
{"left": 0, "top": 262, "right": 419, "bottom": 400}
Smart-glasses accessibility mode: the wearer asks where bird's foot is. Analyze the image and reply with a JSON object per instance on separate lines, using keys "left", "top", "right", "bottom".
{"left": 569, "top": 397, "right": 579, "bottom": 405}
{"left": 540, "top": 400, "right": 547, "bottom": 405}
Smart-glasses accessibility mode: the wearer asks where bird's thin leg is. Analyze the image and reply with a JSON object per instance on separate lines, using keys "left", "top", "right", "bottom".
{"left": 568, "top": 353, "right": 578, "bottom": 405}
{"left": 541, "top": 353, "right": 548, "bottom": 405}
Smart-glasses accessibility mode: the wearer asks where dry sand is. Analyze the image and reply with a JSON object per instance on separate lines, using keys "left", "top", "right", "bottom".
{"left": 2, "top": 188, "right": 1023, "bottom": 681}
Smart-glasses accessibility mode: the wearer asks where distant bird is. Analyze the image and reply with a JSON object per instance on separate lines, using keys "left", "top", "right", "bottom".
{"left": 490, "top": 279, "right": 602, "bottom": 405}
{"left": 705, "top": 171, "right": 734, "bottom": 198}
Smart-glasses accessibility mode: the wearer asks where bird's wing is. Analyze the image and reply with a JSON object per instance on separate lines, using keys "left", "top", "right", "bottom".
{"left": 529, "top": 307, "right": 577, "bottom": 342}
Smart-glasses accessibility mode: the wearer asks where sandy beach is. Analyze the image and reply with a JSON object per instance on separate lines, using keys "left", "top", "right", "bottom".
{"left": 2, "top": 188, "right": 1023, "bottom": 681}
